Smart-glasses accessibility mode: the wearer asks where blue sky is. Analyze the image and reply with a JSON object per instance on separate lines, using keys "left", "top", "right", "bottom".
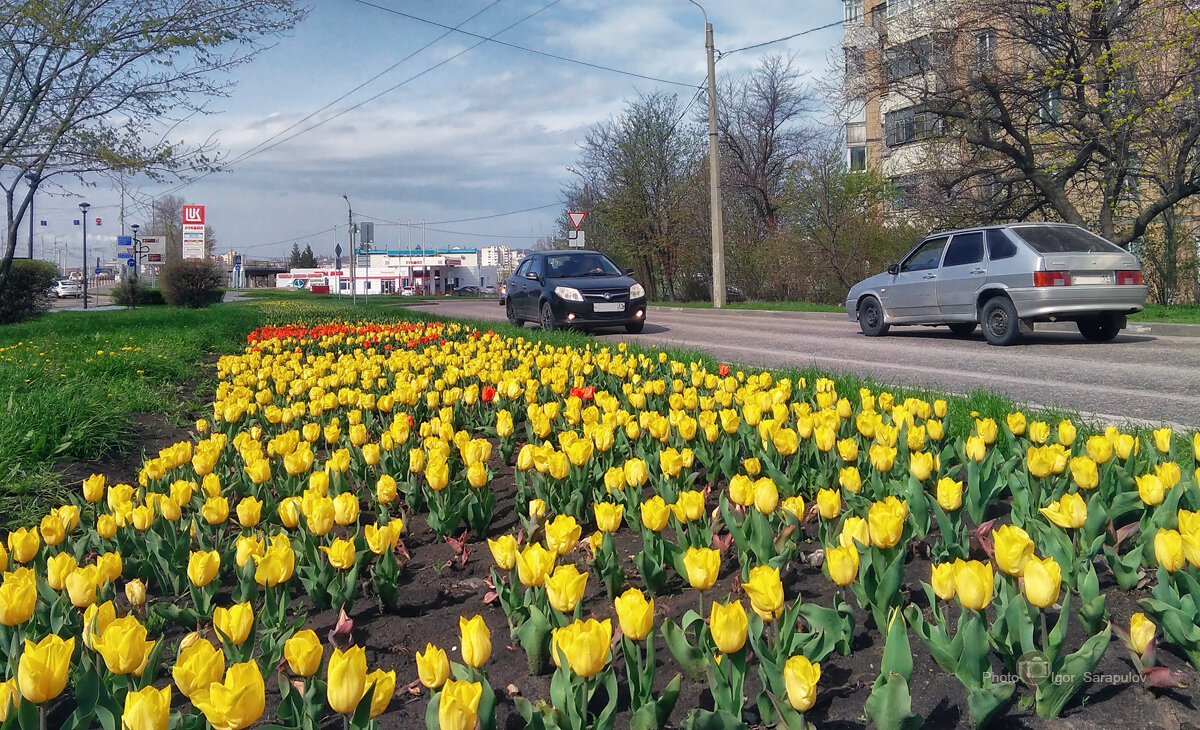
{"left": 32, "top": 0, "right": 844, "bottom": 263}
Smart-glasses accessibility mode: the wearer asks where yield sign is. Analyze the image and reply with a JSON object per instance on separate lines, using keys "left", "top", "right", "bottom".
{"left": 567, "top": 211, "right": 586, "bottom": 229}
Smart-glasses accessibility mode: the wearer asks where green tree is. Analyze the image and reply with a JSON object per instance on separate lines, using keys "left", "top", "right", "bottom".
{"left": 0, "top": 0, "right": 307, "bottom": 299}
{"left": 299, "top": 244, "right": 317, "bottom": 268}
{"left": 287, "top": 243, "right": 302, "bottom": 268}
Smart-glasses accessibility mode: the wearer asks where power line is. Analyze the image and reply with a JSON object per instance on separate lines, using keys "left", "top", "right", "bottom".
{"left": 718, "top": 20, "right": 844, "bottom": 58}
{"left": 348, "top": 0, "right": 695, "bottom": 88}
{"left": 359, "top": 201, "right": 565, "bottom": 226}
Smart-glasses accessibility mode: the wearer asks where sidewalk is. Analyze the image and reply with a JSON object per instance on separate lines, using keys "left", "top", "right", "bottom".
{"left": 647, "top": 304, "right": 1200, "bottom": 338}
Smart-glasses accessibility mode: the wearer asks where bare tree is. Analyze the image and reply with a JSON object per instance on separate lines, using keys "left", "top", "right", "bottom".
{"left": 1, "top": 0, "right": 306, "bottom": 298}
{"left": 868, "top": 0, "right": 1200, "bottom": 247}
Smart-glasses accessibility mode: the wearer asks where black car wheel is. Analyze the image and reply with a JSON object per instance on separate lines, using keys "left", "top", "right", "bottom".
{"left": 540, "top": 301, "right": 557, "bottom": 331}
{"left": 625, "top": 320, "right": 645, "bottom": 334}
{"left": 1077, "top": 313, "right": 1121, "bottom": 342}
{"left": 948, "top": 323, "right": 977, "bottom": 337}
{"left": 981, "top": 296, "right": 1021, "bottom": 346}
{"left": 506, "top": 301, "right": 521, "bottom": 327}
{"left": 858, "top": 297, "right": 889, "bottom": 337}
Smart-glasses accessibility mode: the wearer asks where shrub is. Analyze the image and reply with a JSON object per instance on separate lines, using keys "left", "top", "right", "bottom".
{"left": 110, "top": 277, "right": 166, "bottom": 307}
{"left": 159, "top": 259, "right": 226, "bottom": 308}
{"left": 0, "top": 259, "right": 59, "bottom": 324}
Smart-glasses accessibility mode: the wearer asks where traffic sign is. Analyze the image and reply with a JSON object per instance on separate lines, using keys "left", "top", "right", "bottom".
{"left": 94, "top": 268, "right": 102, "bottom": 275}
{"left": 117, "top": 252, "right": 132, "bottom": 259}
{"left": 568, "top": 229, "right": 586, "bottom": 248}
{"left": 127, "top": 259, "right": 135, "bottom": 268}
{"left": 95, "top": 218, "right": 102, "bottom": 226}
{"left": 568, "top": 212, "right": 586, "bottom": 229}
{"left": 117, "top": 236, "right": 132, "bottom": 247}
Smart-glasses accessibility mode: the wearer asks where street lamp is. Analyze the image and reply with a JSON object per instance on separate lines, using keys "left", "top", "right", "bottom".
{"left": 130, "top": 223, "right": 140, "bottom": 281}
{"left": 687, "top": 0, "right": 727, "bottom": 308}
{"left": 79, "top": 202, "right": 90, "bottom": 309}
{"left": 342, "top": 194, "right": 357, "bottom": 305}
{"left": 25, "top": 173, "right": 37, "bottom": 260}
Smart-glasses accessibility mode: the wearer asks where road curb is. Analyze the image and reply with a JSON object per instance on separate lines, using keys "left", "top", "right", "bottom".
{"left": 646, "top": 305, "right": 1200, "bottom": 337}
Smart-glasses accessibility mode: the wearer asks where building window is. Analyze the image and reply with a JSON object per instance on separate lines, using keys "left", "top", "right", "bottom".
{"left": 844, "top": 0, "right": 863, "bottom": 23}
{"left": 846, "top": 121, "right": 866, "bottom": 145}
{"left": 885, "top": 106, "right": 942, "bottom": 146}
{"left": 1038, "top": 87, "right": 1061, "bottom": 125}
{"left": 845, "top": 47, "right": 866, "bottom": 78}
{"left": 884, "top": 36, "right": 932, "bottom": 82}
{"left": 849, "top": 146, "right": 867, "bottom": 171}
{"left": 887, "top": 0, "right": 916, "bottom": 19}
{"left": 976, "top": 30, "right": 997, "bottom": 67}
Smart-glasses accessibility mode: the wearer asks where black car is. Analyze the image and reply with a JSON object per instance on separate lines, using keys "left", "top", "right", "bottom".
{"left": 503, "top": 250, "right": 647, "bottom": 333}
{"left": 452, "top": 285, "right": 480, "bottom": 296}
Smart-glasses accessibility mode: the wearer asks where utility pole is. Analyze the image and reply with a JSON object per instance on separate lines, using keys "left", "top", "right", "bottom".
{"left": 689, "top": 0, "right": 726, "bottom": 308}
{"left": 25, "top": 174, "right": 37, "bottom": 260}
{"left": 343, "top": 195, "right": 356, "bottom": 305}
{"left": 79, "top": 202, "right": 90, "bottom": 309}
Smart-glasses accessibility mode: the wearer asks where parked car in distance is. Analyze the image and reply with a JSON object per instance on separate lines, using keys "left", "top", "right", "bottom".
{"left": 52, "top": 279, "right": 81, "bottom": 298}
{"left": 503, "top": 250, "right": 647, "bottom": 333}
{"left": 453, "top": 285, "right": 481, "bottom": 296}
{"left": 400, "top": 286, "right": 416, "bottom": 296}
{"left": 845, "top": 223, "right": 1147, "bottom": 345}
{"left": 725, "top": 286, "right": 747, "bottom": 302}
{"left": 498, "top": 283, "right": 506, "bottom": 305}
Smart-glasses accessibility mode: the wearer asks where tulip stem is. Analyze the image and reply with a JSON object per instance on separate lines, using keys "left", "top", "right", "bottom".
{"left": 39, "top": 705, "right": 46, "bottom": 730}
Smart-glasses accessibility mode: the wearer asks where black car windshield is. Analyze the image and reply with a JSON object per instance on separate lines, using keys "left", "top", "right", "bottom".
{"left": 543, "top": 253, "right": 623, "bottom": 278}
{"left": 1011, "top": 225, "right": 1127, "bottom": 254}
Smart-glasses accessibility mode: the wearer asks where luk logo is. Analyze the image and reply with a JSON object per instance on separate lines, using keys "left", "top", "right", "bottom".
{"left": 182, "top": 205, "right": 205, "bottom": 225}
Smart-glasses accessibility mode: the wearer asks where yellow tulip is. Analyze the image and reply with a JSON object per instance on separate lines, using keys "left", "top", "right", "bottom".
{"left": 743, "top": 565, "right": 784, "bottom": 621}
{"left": 1130, "top": 613, "right": 1155, "bottom": 656}
{"left": 459, "top": 615, "right": 492, "bottom": 668}
{"left": 82, "top": 601, "right": 117, "bottom": 650}
{"left": 173, "top": 636, "right": 225, "bottom": 699}
{"left": 17, "top": 634, "right": 74, "bottom": 703}
{"left": 40, "top": 513, "right": 66, "bottom": 545}
{"left": 1070, "top": 456, "right": 1099, "bottom": 490}
{"left": 253, "top": 539, "right": 295, "bottom": 587}
{"left": 953, "top": 560, "right": 994, "bottom": 611}
{"left": 326, "top": 646, "right": 368, "bottom": 714}
{"left": 236, "top": 497, "right": 262, "bottom": 528}
{"left": 909, "top": 451, "right": 933, "bottom": 481}
{"left": 1156, "top": 462, "right": 1181, "bottom": 490}
{"left": 93, "top": 615, "right": 155, "bottom": 675}
{"left": 1027, "top": 421, "right": 1050, "bottom": 444}
{"left": 868, "top": 443, "right": 896, "bottom": 473}
{"left": 528, "top": 498, "right": 547, "bottom": 521}
{"left": 416, "top": 643, "right": 450, "bottom": 689}
{"left": 320, "top": 538, "right": 357, "bottom": 570}
{"left": 1086, "top": 435, "right": 1112, "bottom": 464}
{"left": 784, "top": 655, "right": 821, "bottom": 712}
{"left": 284, "top": 629, "right": 323, "bottom": 676}
{"left": 366, "top": 668, "right": 396, "bottom": 718}
{"left": 1040, "top": 492, "right": 1087, "bottom": 530}
{"left": 306, "top": 497, "right": 335, "bottom": 536}
{"left": 548, "top": 451, "right": 570, "bottom": 480}
{"left": 516, "top": 543, "right": 556, "bottom": 587}
{"left": 8, "top": 528, "right": 39, "bottom": 564}
{"left": 816, "top": 489, "right": 841, "bottom": 520}
{"left": 1022, "top": 555, "right": 1061, "bottom": 609}
{"left": 640, "top": 495, "right": 670, "bottom": 532}
{"left": 0, "top": 568, "right": 37, "bottom": 626}
{"left": 191, "top": 660, "right": 265, "bottom": 730}
{"left": 552, "top": 618, "right": 613, "bottom": 678}
{"left": 781, "top": 496, "right": 806, "bottom": 521}
{"left": 613, "top": 587, "right": 654, "bottom": 641}
{"left": 125, "top": 579, "right": 147, "bottom": 609}
{"left": 202, "top": 496, "right": 229, "bottom": 525}
{"left": 333, "top": 492, "right": 360, "bottom": 525}
{"left": 837, "top": 438, "right": 858, "bottom": 462}
{"left": 425, "top": 459, "right": 450, "bottom": 491}
{"left": 1057, "top": 419, "right": 1076, "bottom": 446}
{"left": 46, "top": 552, "right": 77, "bottom": 591}
{"left": 97, "top": 551, "right": 122, "bottom": 584}
{"left": 487, "top": 535, "right": 518, "bottom": 571}
{"left": 1006, "top": 412, "right": 1027, "bottom": 436}
{"left": 930, "top": 563, "right": 955, "bottom": 601}
{"left": 545, "top": 564, "right": 589, "bottom": 613}
{"left": 278, "top": 497, "right": 301, "bottom": 528}
{"left": 682, "top": 546, "right": 720, "bottom": 591}
{"left": 728, "top": 474, "right": 755, "bottom": 507}
{"left": 993, "top": 524, "right": 1034, "bottom": 577}
{"left": 774, "top": 428, "right": 801, "bottom": 456}
{"left": 213, "top": 602, "right": 254, "bottom": 646}
{"left": 376, "top": 475, "right": 398, "bottom": 505}
{"left": 83, "top": 473, "right": 106, "bottom": 503}
{"left": 65, "top": 565, "right": 101, "bottom": 608}
{"left": 188, "top": 550, "right": 221, "bottom": 588}
{"left": 1026, "top": 446, "right": 1056, "bottom": 478}
{"left": 868, "top": 496, "right": 907, "bottom": 549}
{"left": 545, "top": 515, "right": 582, "bottom": 556}
{"left": 594, "top": 502, "right": 624, "bottom": 533}
{"left": 1155, "top": 528, "right": 1185, "bottom": 572}
{"left": 936, "top": 477, "right": 962, "bottom": 512}
{"left": 121, "top": 684, "right": 171, "bottom": 730}
{"left": 838, "top": 516, "right": 870, "bottom": 549}
{"left": 709, "top": 600, "right": 748, "bottom": 654}
{"left": 1137, "top": 474, "right": 1165, "bottom": 506}
{"left": 438, "top": 679, "right": 483, "bottom": 730}
{"left": 965, "top": 436, "right": 986, "bottom": 462}
{"left": 839, "top": 466, "right": 862, "bottom": 494}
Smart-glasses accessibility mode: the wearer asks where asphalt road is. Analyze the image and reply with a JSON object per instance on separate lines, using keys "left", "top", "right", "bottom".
{"left": 414, "top": 299, "right": 1200, "bottom": 430}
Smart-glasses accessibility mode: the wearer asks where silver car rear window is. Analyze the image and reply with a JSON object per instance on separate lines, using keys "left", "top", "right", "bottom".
{"left": 1011, "top": 225, "right": 1126, "bottom": 254}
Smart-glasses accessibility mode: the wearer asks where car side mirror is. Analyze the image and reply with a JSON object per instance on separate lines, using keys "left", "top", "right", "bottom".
{"left": 525, "top": 271, "right": 540, "bottom": 281}
{"left": 624, "top": 268, "right": 634, "bottom": 276}
{"left": 887, "top": 264, "right": 900, "bottom": 276}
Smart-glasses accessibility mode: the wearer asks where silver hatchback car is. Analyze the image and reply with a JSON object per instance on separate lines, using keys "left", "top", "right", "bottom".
{"left": 845, "top": 223, "right": 1148, "bottom": 345}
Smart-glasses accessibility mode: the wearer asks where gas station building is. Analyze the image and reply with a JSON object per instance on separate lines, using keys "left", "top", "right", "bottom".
{"left": 275, "top": 248, "right": 499, "bottom": 295}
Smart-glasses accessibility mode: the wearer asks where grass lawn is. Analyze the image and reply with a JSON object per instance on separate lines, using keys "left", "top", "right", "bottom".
{"left": 1131, "top": 303, "right": 1200, "bottom": 325}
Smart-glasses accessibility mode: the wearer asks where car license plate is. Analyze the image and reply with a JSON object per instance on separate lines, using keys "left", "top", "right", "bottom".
{"left": 1073, "top": 273, "right": 1112, "bottom": 285}
{"left": 593, "top": 302, "right": 625, "bottom": 313}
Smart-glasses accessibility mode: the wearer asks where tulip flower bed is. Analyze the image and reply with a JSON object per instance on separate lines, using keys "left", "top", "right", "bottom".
{"left": 2, "top": 314, "right": 1199, "bottom": 730}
